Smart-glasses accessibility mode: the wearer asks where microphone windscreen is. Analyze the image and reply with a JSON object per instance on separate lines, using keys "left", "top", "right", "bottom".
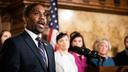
{"left": 69, "top": 46, "right": 83, "bottom": 55}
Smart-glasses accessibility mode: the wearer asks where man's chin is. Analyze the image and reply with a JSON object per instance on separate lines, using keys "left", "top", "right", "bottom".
{"left": 38, "top": 29, "right": 44, "bottom": 33}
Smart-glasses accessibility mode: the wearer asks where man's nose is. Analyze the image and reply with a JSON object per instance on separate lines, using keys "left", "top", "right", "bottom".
{"left": 40, "top": 14, "right": 45, "bottom": 19}
{"left": 39, "top": 14, "right": 46, "bottom": 23}
{"left": 39, "top": 12, "right": 45, "bottom": 18}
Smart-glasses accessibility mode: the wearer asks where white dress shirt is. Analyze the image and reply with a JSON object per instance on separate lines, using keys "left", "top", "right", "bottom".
{"left": 25, "top": 28, "right": 42, "bottom": 47}
{"left": 55, "top": 51, "right": 78, "bottom": 72}
{"left": 25, "top": 28, "right": 48, "bottom": 66}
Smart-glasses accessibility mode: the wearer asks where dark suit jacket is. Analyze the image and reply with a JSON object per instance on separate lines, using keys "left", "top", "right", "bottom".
{"left": 114, "top": 50, "right": 128, "bottom": 66}
{"left": 0, "top": 31, "right": 56, "bottom": 72}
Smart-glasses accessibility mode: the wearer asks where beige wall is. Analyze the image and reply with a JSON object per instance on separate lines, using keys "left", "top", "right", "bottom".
{"left": 58, "top": 9, "right": 128, "bottom": 57}
{"left": 0, "top": 12, "right": 1, "bottom": 32}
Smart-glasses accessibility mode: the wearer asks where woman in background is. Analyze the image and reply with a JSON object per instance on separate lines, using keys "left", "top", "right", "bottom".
{"left": 0, "top": 30, "right": 12, "bottom": 67}
{"left": 90, "top": 38, "right": 115, "bottom": 66}
{"left": 0, "top": 30, "right": 12, "bottom": 51}
{"left": 55, "top": 32, "right": 77, "bottom": 72}
{"left": 69, "top": 31, "right": 88, "bottom": 72}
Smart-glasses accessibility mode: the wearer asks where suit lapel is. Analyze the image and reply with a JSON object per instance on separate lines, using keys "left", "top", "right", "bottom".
{"left": 43, "top": 42, "right": 51, "bottom": 62}
{"left": 43, "top": 41, "right": 54, "bottom": 71}
{"left": 21, "top": 31, "right": 47, "bottom": 71}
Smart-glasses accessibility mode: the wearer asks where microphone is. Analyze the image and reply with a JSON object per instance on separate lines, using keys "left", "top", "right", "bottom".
{"left": 69, "top": 46, "right": 104, "bottom": 59}
{"left": 69, "top": 46, "right": 90, "bottom": 55}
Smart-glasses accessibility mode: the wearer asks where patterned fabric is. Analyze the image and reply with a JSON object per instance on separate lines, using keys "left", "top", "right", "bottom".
{"left": 36, "top": 37, "right": 48, "bottom": 66}
{"left": 48, "top": 0, "right": 59, "bottom": 50}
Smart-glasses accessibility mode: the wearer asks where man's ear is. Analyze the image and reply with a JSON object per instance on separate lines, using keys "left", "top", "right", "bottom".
{"left": 22, "top": 16, "right": 28, "bottom": 24}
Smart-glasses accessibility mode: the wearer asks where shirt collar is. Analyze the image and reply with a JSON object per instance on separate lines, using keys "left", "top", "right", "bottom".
{"left": 57, "top": 50, "right": 69, "bottom": 56}
{"left": 25, "top": 28, "right": 42, "bottom": 40}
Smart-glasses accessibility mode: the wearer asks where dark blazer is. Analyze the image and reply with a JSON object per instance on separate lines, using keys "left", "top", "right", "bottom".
{"left": 114, "top": 50, "right": 128, "bottom": 66}
{"left": 0, "top": 31, "right": 55, "bottom": 72}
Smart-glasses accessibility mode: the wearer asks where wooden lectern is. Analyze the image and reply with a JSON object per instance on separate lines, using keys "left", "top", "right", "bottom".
{"left": 87, "top": 66, "right": 128, "bottom": 72}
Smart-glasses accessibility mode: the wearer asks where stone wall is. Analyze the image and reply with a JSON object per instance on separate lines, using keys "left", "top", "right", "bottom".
{"left": 58, "top": 9, "right": 128, "bottom": 57}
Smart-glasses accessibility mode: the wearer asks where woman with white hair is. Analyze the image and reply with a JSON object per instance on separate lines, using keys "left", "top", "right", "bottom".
{"left": 90, "top": 38, "right": 115, "bottom": 66}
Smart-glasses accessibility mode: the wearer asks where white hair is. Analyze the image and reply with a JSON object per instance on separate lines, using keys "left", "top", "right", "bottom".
{"left": 93, "top": 38, "right": 111, "bottom": 51}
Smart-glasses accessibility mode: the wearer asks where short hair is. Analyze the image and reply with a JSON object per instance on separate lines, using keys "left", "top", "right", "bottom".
{"left": 24, "top": 3, "right": 44, "bottom": 17}
{"left": 93, "top": 38, "right": 111, "bottom": 51}
{"left": 56, "top": 32, "right": 68, "bottom": 43}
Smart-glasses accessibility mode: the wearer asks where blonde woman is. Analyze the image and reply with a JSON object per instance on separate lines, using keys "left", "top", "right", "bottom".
{"left": 90, "top": 38, "right": 115, "bottom": 66}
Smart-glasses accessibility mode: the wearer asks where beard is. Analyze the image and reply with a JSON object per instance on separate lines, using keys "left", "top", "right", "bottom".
{"left": 126, "top": 47, "right": 128, "bottom": 50}
{"left": 26, "top": 19, "right": 46, "bottom": 34}
{"left": 26, "top": 25, "right": 44, "bottom": 34}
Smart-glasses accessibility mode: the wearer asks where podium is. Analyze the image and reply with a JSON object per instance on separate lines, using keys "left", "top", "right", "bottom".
{"left": 87, "top": 66, "right": 128, "bottom": 72}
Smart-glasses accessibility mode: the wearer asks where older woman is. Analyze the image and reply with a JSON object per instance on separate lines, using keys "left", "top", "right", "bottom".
{"left": 90, "top": 38, "right": 115, "bottom": 66}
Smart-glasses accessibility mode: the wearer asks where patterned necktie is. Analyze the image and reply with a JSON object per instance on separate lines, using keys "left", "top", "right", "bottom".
{"left": 36, "top": 37, "right": 47, "bottom": 65}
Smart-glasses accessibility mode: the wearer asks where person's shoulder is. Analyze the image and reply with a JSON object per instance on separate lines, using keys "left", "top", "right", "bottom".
{"left": 8, "top": 34, "right": 21, "bottom": 42}
{"left": 68, "top": 52, "right": 76, "bottom": 59}
{"left": 54, "top": 51, "right": 59, "bottom": 56}
{"left": 54, "top": 51, "right": 62, "bottom": 60}
{"left": 116, "top": 50, "right": 126, "bottom": 56}
{"left": 69, "top": 51, "right": 76, "bottom": 55}
{"left": 107, "top": 57, "right": 115, "bottom": 65}
{"left": 42, "top": 40, "right": 49, "bottom": 44}
{"left": 107, "top": 57, "right": 114, "bottom": 60}
{"left": 10, "top": 31, "right": 29, "bottom": 40}
{"left": 42, "top": 39, "right": 53, "bottom": 47}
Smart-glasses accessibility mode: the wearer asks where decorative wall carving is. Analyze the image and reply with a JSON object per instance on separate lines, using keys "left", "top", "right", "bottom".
{"left": 58, "top": 0, "right": 128, "bottom": 15}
